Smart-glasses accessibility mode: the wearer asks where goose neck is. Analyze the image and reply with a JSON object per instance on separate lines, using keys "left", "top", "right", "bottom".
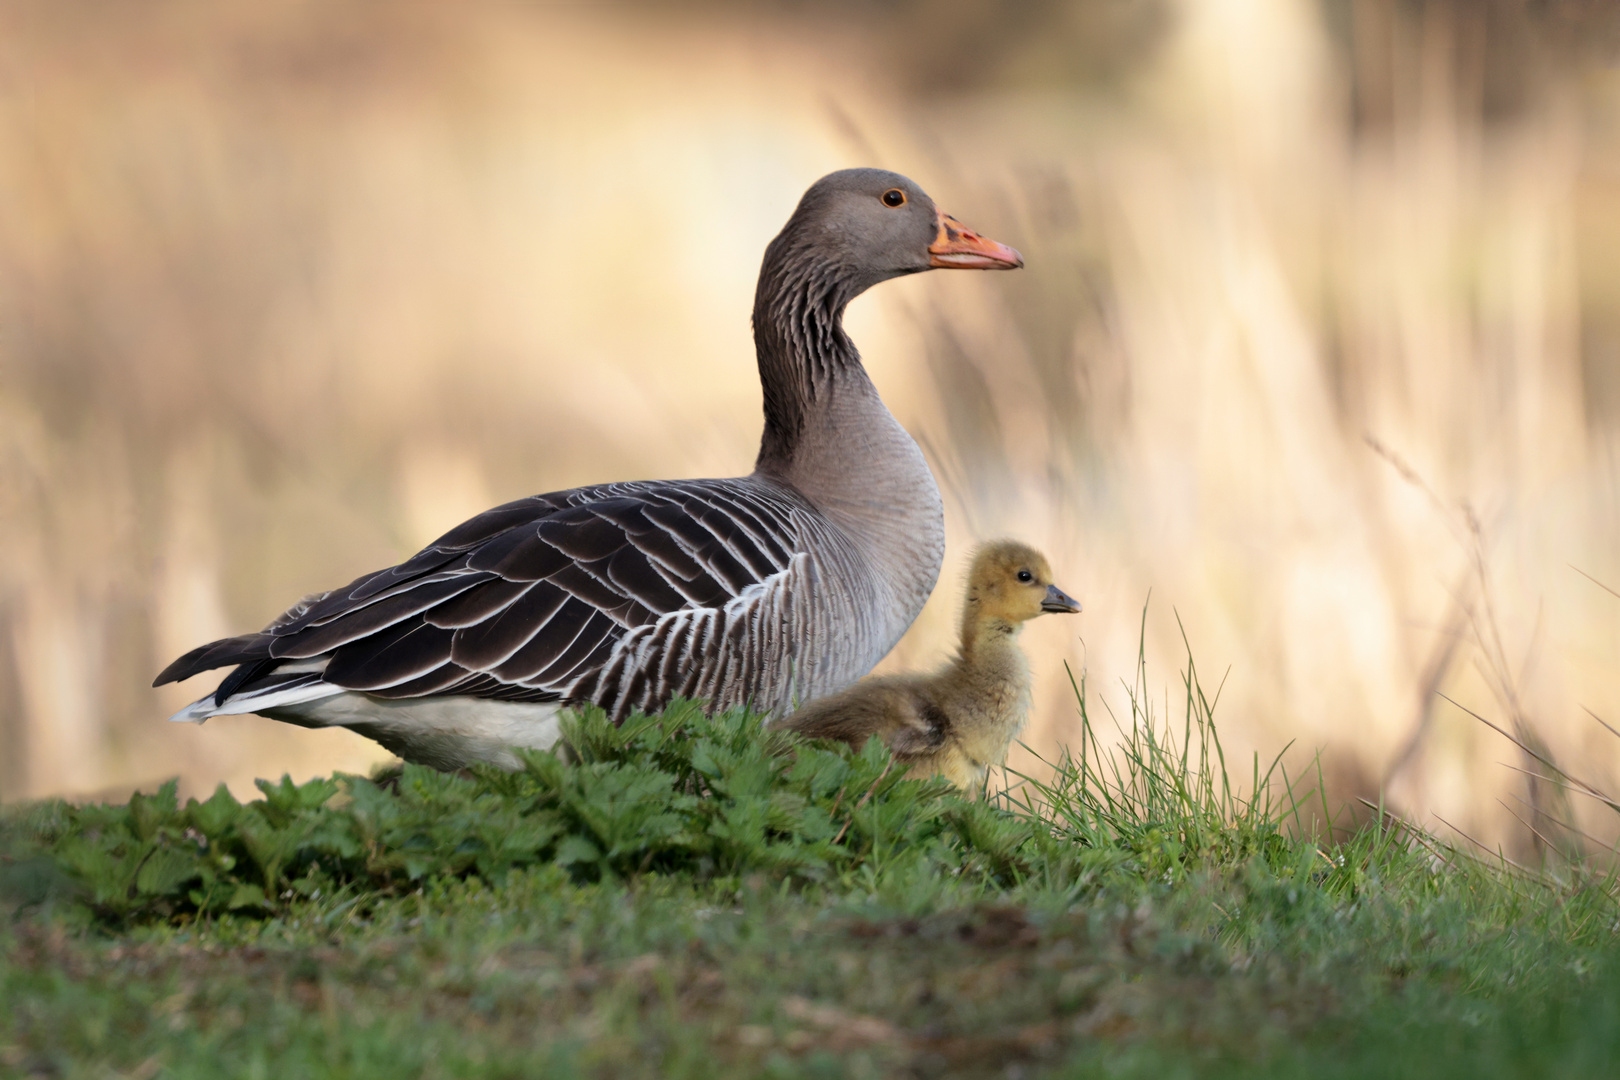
{"left": 748, "top": 238, "right": 945, "bottom": 642}
{"left": 751, "top": 245, "right": 863, "bottom": 471}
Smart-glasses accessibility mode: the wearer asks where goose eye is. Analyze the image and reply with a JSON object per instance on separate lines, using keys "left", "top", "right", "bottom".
{"left": 881, "top": 188, "right": 906, "bottom": 208}
{"left": 1017, "top": 570, "right": 1033, "bottom": 583}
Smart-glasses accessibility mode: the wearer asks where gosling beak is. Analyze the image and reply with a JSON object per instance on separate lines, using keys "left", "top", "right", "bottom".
{"left": 928, "top": 209, "right": 1023, "bottom": 270}
{"left": 1041, "top": 585, "right": 1081, "bottom": 614}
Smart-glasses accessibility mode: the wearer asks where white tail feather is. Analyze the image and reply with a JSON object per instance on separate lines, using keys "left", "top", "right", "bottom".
{"left": 167, "top": 678, "right": 346, "bottom": 724}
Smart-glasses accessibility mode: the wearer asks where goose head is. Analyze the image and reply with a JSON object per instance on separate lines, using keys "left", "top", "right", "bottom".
{"left": 766, "top": 168, "right": 1022, "bottom": 299}
{"left": 966, "top": 540, "right": 1082, "bottom": 628}
{"left": 751, "top": 168, "right": 1023, "bottom": 471}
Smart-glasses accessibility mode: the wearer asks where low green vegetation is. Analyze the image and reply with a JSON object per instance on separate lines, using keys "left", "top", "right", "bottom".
{"left": 3, "top": 652, "right": 1618, "bottom": 1078}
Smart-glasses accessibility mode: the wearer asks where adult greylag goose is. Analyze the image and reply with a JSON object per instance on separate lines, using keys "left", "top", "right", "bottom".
{"left": 776, "top": 540, "right": 1080, "bottom": 792}
{"left": 154, "top": 168, "right": 1023, "bottom": 770}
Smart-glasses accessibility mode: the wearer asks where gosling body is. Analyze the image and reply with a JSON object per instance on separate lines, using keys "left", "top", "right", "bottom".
{"left": 778, "top": 540, "right": 1079, "bottom": 791}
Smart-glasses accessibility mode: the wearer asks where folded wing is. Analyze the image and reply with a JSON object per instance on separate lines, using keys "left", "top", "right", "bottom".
{"left": 155, "top": 478, "right": 813, "bottom": 722}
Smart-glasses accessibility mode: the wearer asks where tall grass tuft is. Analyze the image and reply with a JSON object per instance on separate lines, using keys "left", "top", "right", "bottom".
{"left": 997, "top": 603, "right": 1296, "bottom": 883}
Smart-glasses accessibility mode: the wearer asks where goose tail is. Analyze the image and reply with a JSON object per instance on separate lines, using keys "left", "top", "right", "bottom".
{"left": 165, "top": 663, "right": 343, "bottom": 724}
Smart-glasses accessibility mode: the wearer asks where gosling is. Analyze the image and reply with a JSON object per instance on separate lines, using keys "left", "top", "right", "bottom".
{"left": 777, "top": 540, "right": 1080, "bottom": 791}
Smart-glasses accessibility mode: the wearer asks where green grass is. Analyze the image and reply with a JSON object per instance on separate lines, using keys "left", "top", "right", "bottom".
{"left": 3, "top": 645, "right": 1618, "bottom": 1079}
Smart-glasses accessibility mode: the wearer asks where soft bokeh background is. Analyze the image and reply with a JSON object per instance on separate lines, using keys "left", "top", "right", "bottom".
{"left": 4, "top": 0, "right": 1619, "bottom": 854}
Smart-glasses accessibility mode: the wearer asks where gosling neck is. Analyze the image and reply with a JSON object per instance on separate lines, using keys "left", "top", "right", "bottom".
{"left": 959, "top": 603, "right": 1026, "bottom": 664}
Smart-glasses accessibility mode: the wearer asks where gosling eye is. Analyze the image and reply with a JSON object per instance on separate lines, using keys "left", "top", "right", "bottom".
{"left": 1016, "top": 569, "right": 1033, "bottom": 583}
{"left": 881, "top": 188, "right": 906, "bottom": 208}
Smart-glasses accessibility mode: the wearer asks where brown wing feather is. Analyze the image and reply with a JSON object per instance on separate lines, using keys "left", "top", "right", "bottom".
{"left": 155, "top": 479, "right": 809, "bottom": 723}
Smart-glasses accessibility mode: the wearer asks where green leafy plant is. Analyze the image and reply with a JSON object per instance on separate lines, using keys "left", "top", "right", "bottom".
{"left": 0, "top": 701, "right": 1051, "bottom": 925}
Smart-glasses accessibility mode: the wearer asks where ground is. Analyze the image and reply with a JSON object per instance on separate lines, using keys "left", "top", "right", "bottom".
{"left": 3, "top": 695, "right": 1618, "bottom": 1079}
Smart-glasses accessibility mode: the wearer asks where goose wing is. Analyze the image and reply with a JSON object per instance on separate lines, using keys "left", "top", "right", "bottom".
{"left": 155, "top": 478, "right": 814, "bottom": 721}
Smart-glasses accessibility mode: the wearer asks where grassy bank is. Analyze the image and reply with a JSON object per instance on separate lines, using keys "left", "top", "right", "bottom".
{"left": 3, "top": 664, "right": 1617, "bottom": 1078}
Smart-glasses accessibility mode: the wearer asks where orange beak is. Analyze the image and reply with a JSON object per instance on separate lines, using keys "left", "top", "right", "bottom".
{"left": 928, "top": 209, "right": 1023, "bottom": 270}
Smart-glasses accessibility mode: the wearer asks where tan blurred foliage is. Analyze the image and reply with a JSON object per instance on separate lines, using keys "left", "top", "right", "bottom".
{"left": 2, "top": 0, "right": 1618, "bottom": 855}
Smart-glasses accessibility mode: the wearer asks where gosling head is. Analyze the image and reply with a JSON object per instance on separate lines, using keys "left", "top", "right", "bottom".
{"left": 964, "top": 540, "right": 1082, "bottom": 628}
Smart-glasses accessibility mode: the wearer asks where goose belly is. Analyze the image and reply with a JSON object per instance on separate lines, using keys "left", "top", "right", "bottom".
{"left": 264, "top": 694, "right": 564, "bottom": 772}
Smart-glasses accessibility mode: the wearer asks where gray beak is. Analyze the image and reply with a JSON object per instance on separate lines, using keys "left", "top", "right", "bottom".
{"left": 1041, "top": 584, "right": 1081, "bottom": 614}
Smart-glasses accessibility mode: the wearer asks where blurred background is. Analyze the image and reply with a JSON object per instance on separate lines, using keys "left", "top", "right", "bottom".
{"left": 3, "top": 0, "right": 1619, "bottom": 855}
